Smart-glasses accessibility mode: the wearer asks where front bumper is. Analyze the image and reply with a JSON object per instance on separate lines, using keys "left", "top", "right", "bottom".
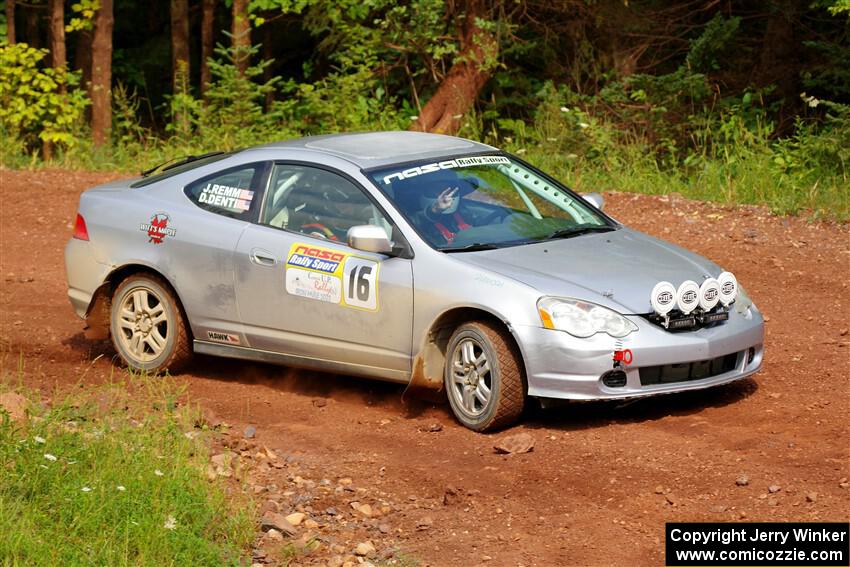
{"left": 514, "top": 306, "right": 764, "bottom": 400}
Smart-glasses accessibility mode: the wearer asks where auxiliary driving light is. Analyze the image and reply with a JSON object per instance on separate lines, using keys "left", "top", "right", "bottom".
{"left": 717, "top": 271, "right": 738, "bottom": 305}
{"left": 676, "top": 280, "right": 700, "bottom": 314}
{"left": 650, "top": 281, "right": 677, "bottom": 315}
{"left": 698, "top": 277, "right": 721, "bottom": 311}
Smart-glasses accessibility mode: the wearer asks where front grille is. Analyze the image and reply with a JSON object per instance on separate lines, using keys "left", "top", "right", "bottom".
{"left": 639, "top": 352, "right": 740, "bottom": 386}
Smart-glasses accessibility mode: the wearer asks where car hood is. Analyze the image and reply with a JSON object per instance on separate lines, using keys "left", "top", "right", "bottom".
{"left": 461, "top": 228, "right": 723, "bottom": 314}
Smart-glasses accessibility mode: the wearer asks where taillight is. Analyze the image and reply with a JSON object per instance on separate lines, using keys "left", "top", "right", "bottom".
{"left": 73, "top": 213, "right": 89, "bottom": 241}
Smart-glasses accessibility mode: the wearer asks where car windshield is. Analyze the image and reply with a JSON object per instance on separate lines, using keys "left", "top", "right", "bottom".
{"left": 367, "top": 154, "right": 613, "bottom": 250}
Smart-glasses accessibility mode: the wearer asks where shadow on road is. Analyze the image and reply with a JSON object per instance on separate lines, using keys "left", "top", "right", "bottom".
{"left": 523, "top": 377, "right": 758, "bottom": 432}
{"left": 187, "top": 353, "right": 443, "bottom": 420}
{"left": 64, "top": 337, "right": 758, "bottom": 432}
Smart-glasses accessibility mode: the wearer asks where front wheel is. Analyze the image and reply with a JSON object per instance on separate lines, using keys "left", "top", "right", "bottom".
{"left": 444, "top": 321, "right": 526, "bottom": 431}
{"left": 110, "top": 274, "right": 192, "bottom": 373}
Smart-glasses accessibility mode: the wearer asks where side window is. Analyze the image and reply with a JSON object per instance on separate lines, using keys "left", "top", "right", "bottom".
{"left": 261, "top": 164, "right": 392, "bottom": 242}
{"left": 184, "top": 164, "right": 262, "bottom": 219}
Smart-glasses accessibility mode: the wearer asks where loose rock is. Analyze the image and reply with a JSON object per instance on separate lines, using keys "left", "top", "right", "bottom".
{"left": 736, "top": 475, "right": 750, "bottom": 486}
{"left": 286, "top": 512, "right": 306, "bottom": 526}
{"left": 806, "top": 492, "right": 817, "bottom": 503}
{"left": 768, "top": 484, "right": 781, "bottom": 493}
{"left": 355, "top": 541, "right": 376, "bottom": 557}
{"left": 443, "top": 485, "right": 462, "bottom": 506}
{"left": 260, "top": 511, "right": 297, "bottom": 536}
{"left": 416, "top": 516, "right": 434, "bottom": 530}
{"left": 244, "top": 425, "right": 257, "bottom": 439}
{"left": 312, "top": 398, "right": 328, "bottom": 408}
{"left": 494, "top": 432, "right": 535, "bottom": 454}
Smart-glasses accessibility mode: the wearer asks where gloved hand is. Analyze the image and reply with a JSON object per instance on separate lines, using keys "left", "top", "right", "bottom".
{"left": 432, "top": 187, "right": 459, "bottom": 213}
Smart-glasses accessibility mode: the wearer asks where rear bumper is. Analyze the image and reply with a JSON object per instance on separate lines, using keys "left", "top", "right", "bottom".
{"left": 514, "top": 306, "right": 764, "bottom": 400}
{"left": 64, "top": 238, "right": 110, "bottom": 318}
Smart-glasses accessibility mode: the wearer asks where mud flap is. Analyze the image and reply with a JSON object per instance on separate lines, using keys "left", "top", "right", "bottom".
{"left": 402, "top": 355, "right": 445, "bottom": 403}
{"left": 83, "top": 283, "right": 112, "bottom": 340}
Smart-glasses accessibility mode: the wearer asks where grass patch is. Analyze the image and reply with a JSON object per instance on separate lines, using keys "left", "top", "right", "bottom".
{"left": 0, "top": 375, "right": 254, "bottom": 566}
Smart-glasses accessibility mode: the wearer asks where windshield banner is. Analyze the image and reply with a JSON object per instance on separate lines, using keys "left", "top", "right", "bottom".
{"left": 382, "top": 156, "right": 510, "bottom": 185}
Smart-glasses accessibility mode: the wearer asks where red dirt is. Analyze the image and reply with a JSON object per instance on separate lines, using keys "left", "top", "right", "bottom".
{"left": 1, "top": 168, "right": 848, "bottom": 566}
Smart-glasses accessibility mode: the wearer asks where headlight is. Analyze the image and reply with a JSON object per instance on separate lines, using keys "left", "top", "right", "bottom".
{"left": 538, "top": 297, "right": 638, "bottom": 338}
{"left": 734, "top": 285, "right": 753, "bottom": 314}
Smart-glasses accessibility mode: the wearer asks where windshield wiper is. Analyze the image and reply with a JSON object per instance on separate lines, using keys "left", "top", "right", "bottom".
{"left": 140, "top": 151, "right": 225, "bottom": 177}
{"left": 543, "top": 225, "right": 617, "bottom": 240}
{"left": 442, "top": 242, "right": 502, "bottom": 253}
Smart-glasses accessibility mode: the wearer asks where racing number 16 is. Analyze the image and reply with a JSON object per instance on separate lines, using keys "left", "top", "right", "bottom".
{"left": 343, "top": 257, "right": 378, "bottom": 310}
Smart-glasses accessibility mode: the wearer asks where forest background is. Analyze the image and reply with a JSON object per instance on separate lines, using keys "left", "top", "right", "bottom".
{"left": 1, "top": 0, "right": 848, "bottom": 219}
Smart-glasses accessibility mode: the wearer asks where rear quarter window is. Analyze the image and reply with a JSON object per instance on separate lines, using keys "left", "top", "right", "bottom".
{"left": 184, "top": 163, "right": 265, "bottom": 220}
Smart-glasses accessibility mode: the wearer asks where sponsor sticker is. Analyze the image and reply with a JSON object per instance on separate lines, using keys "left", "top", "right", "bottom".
{"left": 285, "top": 268, "right": 342, "bottom": 304}
{"left": 199, "top": 183, "right": 254, "bottom": 212}
{"left": 382, "top": 155, "right": 511, "bottom": 185}
{"left": 207, "top": 331, "right": 241, "bottom": 345}
{"left": 140, "top": 212, "right": 176, "bottom": 244}
{"left": 284, "top": 243, "right": 379, "bottom": 311}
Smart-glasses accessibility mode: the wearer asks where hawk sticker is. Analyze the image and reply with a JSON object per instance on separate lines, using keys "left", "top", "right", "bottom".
{"left": 140, "top": 212, "right": 176, "bottom": 244}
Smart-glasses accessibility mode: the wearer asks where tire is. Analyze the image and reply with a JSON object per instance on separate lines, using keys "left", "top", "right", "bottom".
{"left": 444, "top": 320, "right": 526, "bottom": 432}
{"left": 109, "top": 274, "right": 192, "bottom": 373}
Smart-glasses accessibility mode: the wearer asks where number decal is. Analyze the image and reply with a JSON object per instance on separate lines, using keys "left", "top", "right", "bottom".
{"left": 343, "top": 257, "right": 379, "bottom": 310}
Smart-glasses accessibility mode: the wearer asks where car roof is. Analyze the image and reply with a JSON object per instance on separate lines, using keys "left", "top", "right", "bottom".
{"left": 244, "top": 131, "right": 499, "bottom": 169}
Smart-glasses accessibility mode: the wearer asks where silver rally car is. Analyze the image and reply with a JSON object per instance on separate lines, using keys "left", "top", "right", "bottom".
{"left": 65, "top": 131, "right": 764, "bottom": 431}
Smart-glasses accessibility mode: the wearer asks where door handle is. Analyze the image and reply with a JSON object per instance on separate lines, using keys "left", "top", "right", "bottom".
{"left": 250, "top": 248, "right": 277, "bottom": 267}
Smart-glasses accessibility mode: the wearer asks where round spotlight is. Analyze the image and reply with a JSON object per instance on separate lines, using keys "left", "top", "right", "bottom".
{"left": 676, "top": 280, "right": 700, "bottom": 314}
{"left": 650, "top": 281, "right": 677, "bottom": 315}
{"left": 699, "top": 278, "right": 721, "bottom": 311}
{"left": 717, "top": 271, "right": 738, "bottom": 306}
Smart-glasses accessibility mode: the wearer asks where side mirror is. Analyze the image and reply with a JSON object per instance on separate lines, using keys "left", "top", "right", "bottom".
{"left": 347, "top": 225, "right": 393, "bottom": 254}
{"left": 582, "top": 192, "right": 604, "bottom": 210}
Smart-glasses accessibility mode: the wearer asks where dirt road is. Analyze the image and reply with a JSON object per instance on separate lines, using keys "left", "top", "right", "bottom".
{"left": 1, "top": 169, "right": 848, "bottom": 566}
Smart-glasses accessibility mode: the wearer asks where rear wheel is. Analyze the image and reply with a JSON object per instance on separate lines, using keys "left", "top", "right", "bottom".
{"left": 444, "top": 321, "right": 525, "bottom": 431}
{"left": 110, "top": 274, "right": 191, "bottom": 373}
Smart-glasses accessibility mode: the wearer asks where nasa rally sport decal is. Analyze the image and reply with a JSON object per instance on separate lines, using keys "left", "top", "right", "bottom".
{"left": 284, "top": 243, "right": 380, "bottom": 311}
{"left": 139, "top": 212, "right": 176, "bottom": 244}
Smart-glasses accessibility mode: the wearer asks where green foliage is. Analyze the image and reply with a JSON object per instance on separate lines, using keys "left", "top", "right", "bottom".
{"left": 67, "top": 0, "right": 100, "bottom": 32}
{"left": 0, "top": 377, "right": 254, "bottom": 565}
{"left": 201, "top": 41, "right": 282, "bottom": 146}
{"left": 0, "top": 43, "right": 89, "bottom": 158}
{"left": 686, "top": 14, "right": 741, "bottom": 72}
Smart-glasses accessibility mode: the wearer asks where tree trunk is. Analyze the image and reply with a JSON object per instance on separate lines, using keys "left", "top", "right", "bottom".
{"left": 232, "top": 0, "right": 250, "bottom": 75}
{"left": 91, "top": 0, "right": 114, "bottom": 147}
{"left": 200, "top": 0, "right": 215, "bottom": 97}
{"left": 48, "top": 0, "right": 66, "bottom": 69}
{"left": 5, "top": 0, "right": 15, "bottom": 44}
{"left": 410, "top": 0, "right": 497, "bottom": 135}
{"left": 170, "top": 0, "right": 190, "bottom": 95}
{"left": 25, "top": 3, "right": 40, "bottom": 48}
{"left": 263, "top": 21, "right": 274, "bottom": 108}
{"left": 758, "top": 1, "right": 800, "bottom": 134}
{"left": 76, "top": 28, "right": 93, "bottom": 93}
